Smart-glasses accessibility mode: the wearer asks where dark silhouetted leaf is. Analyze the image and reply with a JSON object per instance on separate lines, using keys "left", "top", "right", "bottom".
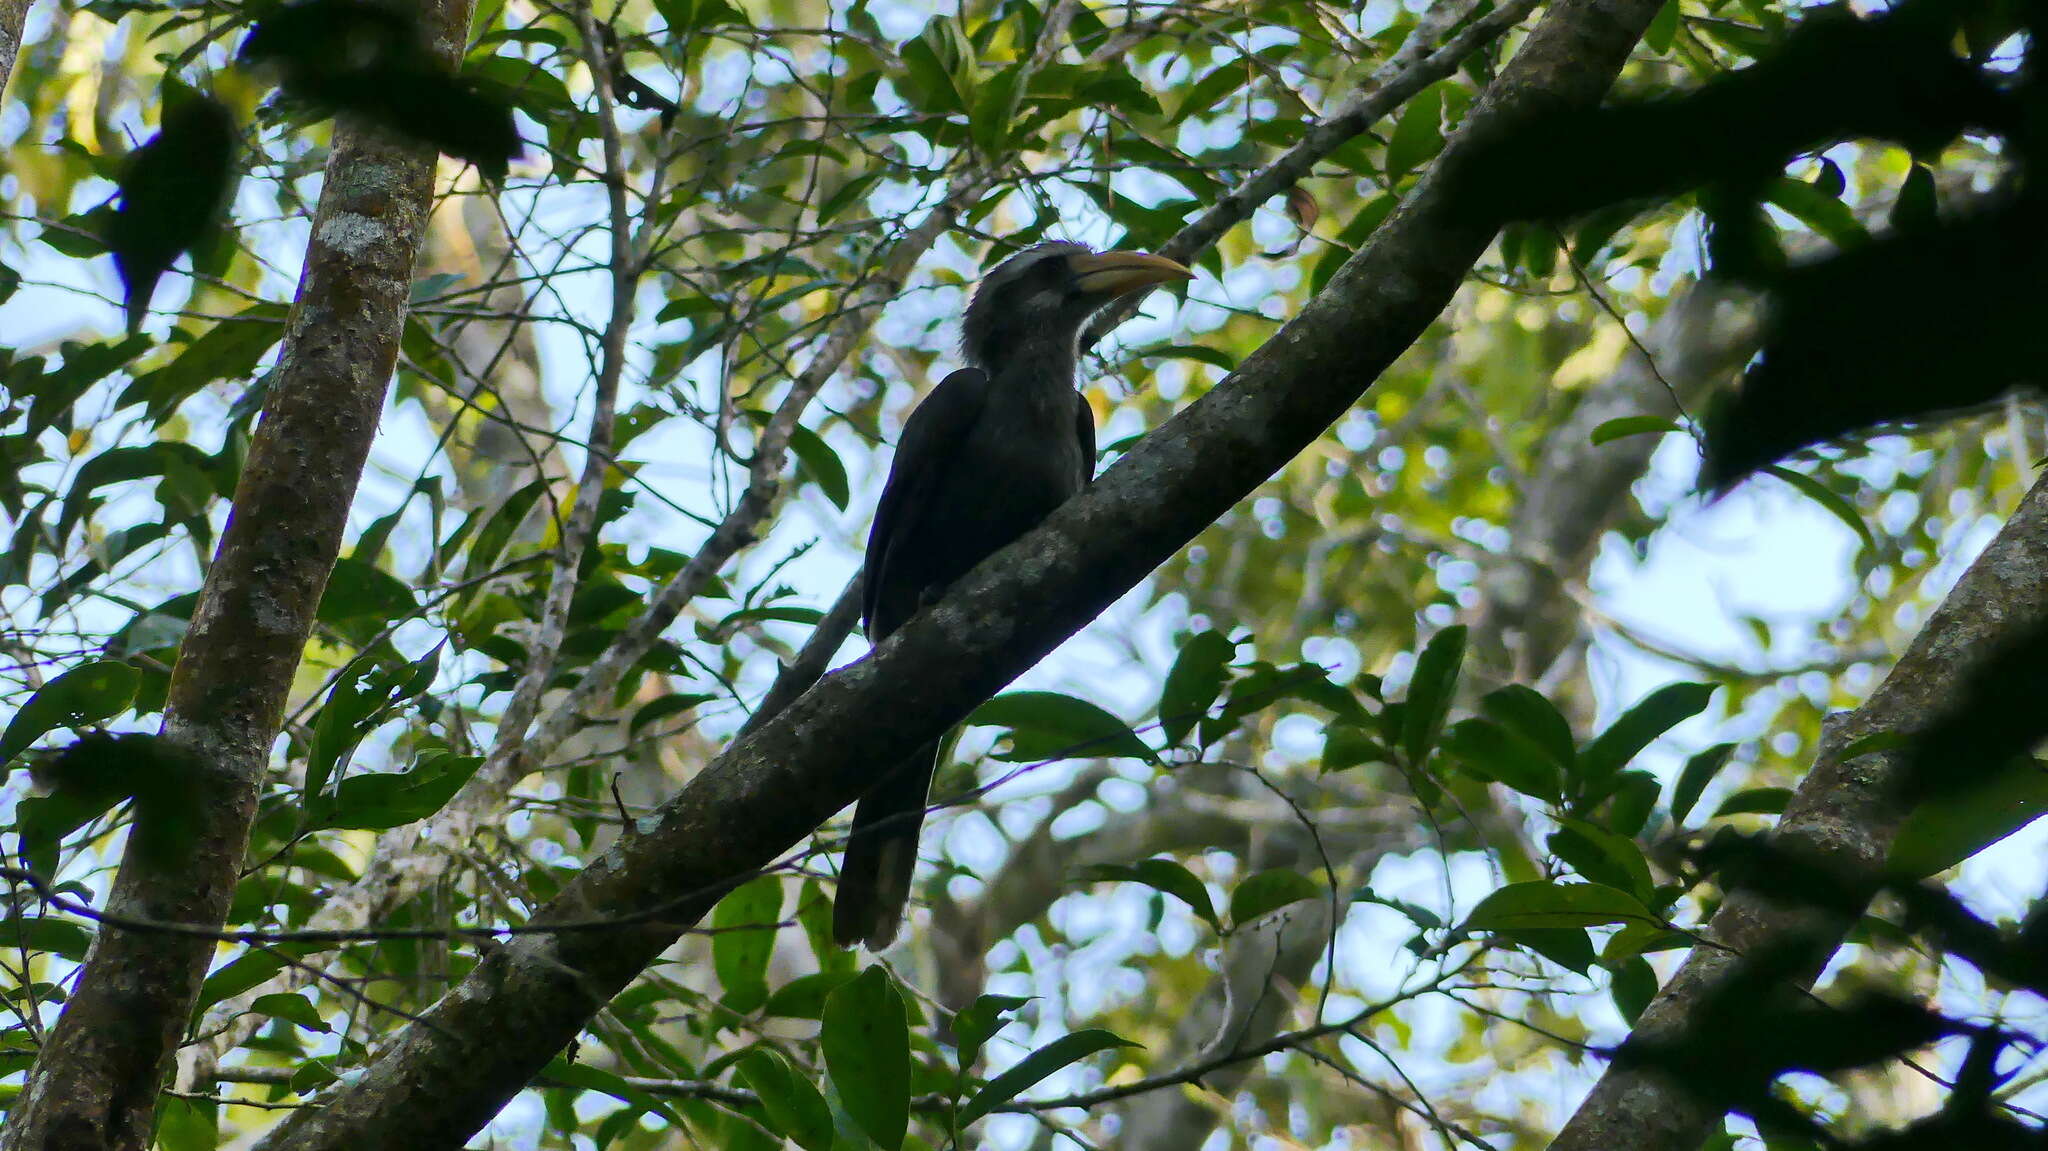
{"left": 107, "top": 82, "right": 237, "bottom": 333}
{"left": 316, "top": 556, "right": 418, "bottom": 630}
{"left": 251, "top": 992, "right": 329, "bottom": 1033}
{"left": 627, "top": 693, "right": 716, "bottom": 739}
{"left": 1764, "top": 466, "right": 1876, "bottom": 555}
{"left": 1890, "top": 163, "right": 1939, "bottom": 232}
{"left": 1703, "top": 201, "right": 2046, "bottom": 490}
{"left": 241, "top": 0, "right": 520, "bottom": 177}
{"left": 1446, "top": 1, "right": 2007, "bottom": 227}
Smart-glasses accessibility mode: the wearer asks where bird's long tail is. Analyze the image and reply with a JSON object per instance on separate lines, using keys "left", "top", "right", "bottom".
{"left": 832, "top": 740, "right": 940, "bottom": 950}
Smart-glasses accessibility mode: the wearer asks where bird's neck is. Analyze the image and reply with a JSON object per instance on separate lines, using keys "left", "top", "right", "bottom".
{"left": 968, "top": 335, "right": 1079, "bottom": 397}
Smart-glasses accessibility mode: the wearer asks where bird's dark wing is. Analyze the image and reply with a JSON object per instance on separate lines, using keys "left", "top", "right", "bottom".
{"left": 1074, "top": 390, "right": 1096, "bottom": 487}
{"left": 863, "top": 367, "right": 991, "bottom": 634}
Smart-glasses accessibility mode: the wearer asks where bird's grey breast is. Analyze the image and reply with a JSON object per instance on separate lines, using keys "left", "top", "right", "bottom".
{"left": 960, "top": 370, "right": 1085, "bottom": 513}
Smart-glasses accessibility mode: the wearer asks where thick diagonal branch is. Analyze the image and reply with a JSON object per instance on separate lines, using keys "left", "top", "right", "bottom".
{"left": 247, "top": 3, "right": 1663, "bottom": 1146}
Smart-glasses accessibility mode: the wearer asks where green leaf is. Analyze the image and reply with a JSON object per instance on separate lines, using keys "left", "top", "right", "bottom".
{"left": 1591, "top": 415, "right": 1684, "bottom": 446}
{"left": 542, "top": 1057, "right": 682, "bottom": 1125}
{"left": 959, "top": 1029, "right": 1139, "bottom": 1124}
{"left": 0, "top": 661, "right": 139, "bottom": 767}
{"left": 787, "top": 423, "right": 850, "bottom": 510}
{"left": 1645, "top": 0, "right": 1681, "bottom": 53}
{"left": 0, "top": 916, "right": 93, "bottom": 960}
{"left": 1579, "top": 682, "right": 1716, "bottom": 786}
{"left": 155, "top": 1096, "right": 217, "bottom": 1151}
{"left": 467, "top": 478, "right": 546, "bottom": 577}
{"left": 56, "top": 442, "right": 225, "bottom": 543}
{"left": 1713, "top": 786, "right": 1793, "bottom": 817}
{"left": 736, "top": 1049, "right": 834, "bottom": 1151}
{"left": 1463, "top": 880, "right": 1658, "bottom": 932}
{"left": 1200, "top": 661, "right": 1365, "bottom": 748}
{"left": 969, "top": 691, "right": 1157, "bottom": 764}
{"left": 1764, "top": 177, "right": 1868, "bottom": 248}
{"left": 1602, "top": 921, "right": 1693, "bottom": 964}
{"left": 1158, "top": 630, "right": 1239, "bottom": 747}
{"left": 304, "top": 651, "right": 442, "bottom": 814}
{"left": 1889, "top": 757, "right": 2048, "bottom": 877}
{"left": 1505, "top": 926, "right": 1596, "bottom": 974}
{"left": 1763, "top": 466, "right": 1876, "bottom": 557}
{"left": 316, "top": 556, "right": 417, "bottom": 630}
{"left": 1401, "top": 625, "right": 1466, "bottom": 766}
{"left": 1133, "top": 343, "right": 1237, "bottom": 372}
{"left": 322, "top": 751, "right": 482, "bottom": 831}
{"left": 1611, "top": 956, "right": 1658, "bottom": 1024}
{"left": 1229, "top": 868, "right": 1323, "bottom": 928}
{"left": 120, "top": 302, "right": 288, "bottom": 422}
{"left": 1321, "top": 721, "right": 1390, "bottom": 773}
{"left": 954, "top": 993, "right": 1032, "bottom": 1069}
{"left": 1079, "top": 859, "right": 1221, "bottom": 934}
{"left": 969, "top": 62, "right": 1024, "bottom": 155}
{"left": 628, "top": 693, "right": 716, "bottom": 739}
{"left": 1384, "top": 83, "right": 1445, "bottom": 184}
{"left": 1442, "top": 717, "right": 1561, "bottom": 802}
{"left": 251, "top": 992, "right": 330, "bottom": 1033}
{"left": 712, "top": 875, "right": 783, "bottom": 1015}
{"left": 1169, "top": 59, "right": 1255, "bottom": 125}
{"left": 1549, "top": 817, "right": 1655, "bottom": 899}
{"left": 1671, "top": 742, "right": 1737, "bottom": 825}
{"left": 1480, "top": 685, "right": 1577, "bottom": 769}
{"left": 198, "top": 947, "right": 319, "bottom": 1012}
{"left": 823, "top": 967, "right": 909, "bottom": 1149}
{"left": 763, "top": 969, "right": 857, "bottom": 1019}
{"left": 1605, "top": 769, "right": 1662, "bottom": 837}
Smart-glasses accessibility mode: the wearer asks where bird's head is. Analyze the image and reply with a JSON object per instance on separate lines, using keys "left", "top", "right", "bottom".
{"left": 961, "top": 242, "right": 1192, "bottom": 369}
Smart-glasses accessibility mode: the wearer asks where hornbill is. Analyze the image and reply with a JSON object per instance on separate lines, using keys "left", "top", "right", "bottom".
{"left": 833, "top": 242, "right": 1193, "bottom": 949}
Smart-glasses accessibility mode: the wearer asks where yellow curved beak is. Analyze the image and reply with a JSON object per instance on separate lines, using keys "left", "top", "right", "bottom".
{"left": 1069, "top": 250, "right": 1194, "bottom": 297}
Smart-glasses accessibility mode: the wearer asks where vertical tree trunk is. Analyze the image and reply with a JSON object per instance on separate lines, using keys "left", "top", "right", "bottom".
{"left": 0, "top": 2, "right": 475, "bottom": 1146}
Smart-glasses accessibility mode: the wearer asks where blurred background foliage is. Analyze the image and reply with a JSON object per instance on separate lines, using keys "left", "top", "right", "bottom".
{"left": 0, "top": 0, "right": 2042, "bottom": 1147}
